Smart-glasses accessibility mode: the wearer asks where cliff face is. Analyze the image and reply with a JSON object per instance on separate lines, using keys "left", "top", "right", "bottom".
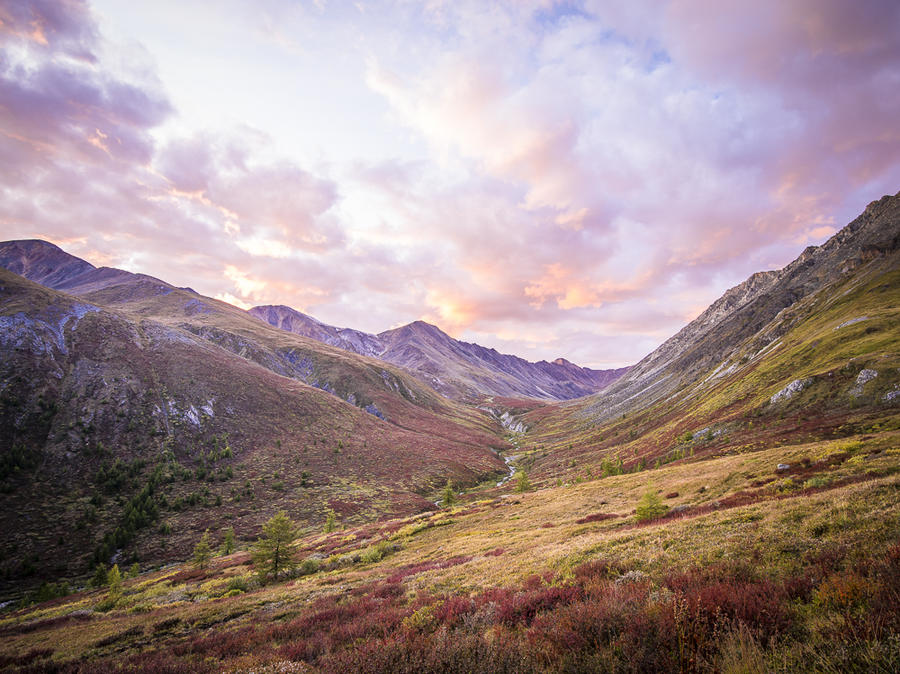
{"left": 582, "top": 191, "right": 900, "bottom": 422}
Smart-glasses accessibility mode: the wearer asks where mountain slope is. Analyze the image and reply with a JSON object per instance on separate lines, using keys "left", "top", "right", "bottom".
{"left": 511, "top": 192, "right": 900, "bottom": 483}
{"left": 0, "top": 261, "right": 508, "bottom": 589}
{"left": 579, "top": 191, "right": 900, "bottom": 423}
{"left": 249, "top": 305, "right": 628, "bottom": 401}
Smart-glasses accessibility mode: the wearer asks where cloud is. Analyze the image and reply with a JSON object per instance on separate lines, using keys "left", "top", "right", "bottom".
{"left": 0, "top": 0, "right": 97, "bottom": 60}
{"left": 2, "top": 0, "right": 899, "bottom": 368}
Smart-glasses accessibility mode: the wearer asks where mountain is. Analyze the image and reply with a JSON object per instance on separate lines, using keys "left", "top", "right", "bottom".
{"left": 1, "top": 195, "right": 898, "bottom": 673}
{"left": 579, "top": 191, "right": 900, "bottom": 423}
{"left": 0, "top": 244, "right": 509, "bottom": 588}
{"left": 517, "top": 191, "right": 900, "bottom": 481}
{"left": 0, "top": 238, "right": 96, "bottom": 288}
{"left": 249, "top": 304, "right": 384, "bottom": 358}
{"left": 249, "top": 305, "right": 628, "bottom": 401}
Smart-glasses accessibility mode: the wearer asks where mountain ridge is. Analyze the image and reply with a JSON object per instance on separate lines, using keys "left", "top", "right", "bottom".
{"left": 579, "top": 191, "right": 900, "bottom": 422}
{"left": 249, "top": 304, "right": 628, "bottom": 401}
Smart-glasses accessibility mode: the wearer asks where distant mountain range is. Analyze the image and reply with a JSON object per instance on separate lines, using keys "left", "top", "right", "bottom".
{"left": 0, "top": 239, "right": 511, "bottom": 585}
{"left": 0, "top": 239, "right": 627, "bottom": 403}
{"left": 249, "top": 305, "right": 628, "bottom": 401}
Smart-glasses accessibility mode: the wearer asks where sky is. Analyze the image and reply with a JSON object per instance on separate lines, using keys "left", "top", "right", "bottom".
{"left": 1, "top": 1, "right": 899, "bottom": 368}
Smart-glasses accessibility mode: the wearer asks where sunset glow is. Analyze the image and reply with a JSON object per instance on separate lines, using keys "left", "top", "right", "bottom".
{"left": 1, "top": 0, "right": 898, "bottom": 367}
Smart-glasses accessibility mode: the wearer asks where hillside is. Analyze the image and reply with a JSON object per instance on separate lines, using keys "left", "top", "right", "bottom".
{"left": 510, "top": 192, "right": 900, "bottom": 486}
{"left": 250, "top": 305, "right": 628, "bottom": 401}
{"left": 0, "top": 195, "right": 897, "bottom": 672}
{"left": 0, "top": 264, "right": 508, "bottom": 591}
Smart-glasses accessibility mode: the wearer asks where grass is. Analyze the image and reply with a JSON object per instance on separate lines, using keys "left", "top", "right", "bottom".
{"left": 0, "top": 426, "right": 897, "bottom": 671}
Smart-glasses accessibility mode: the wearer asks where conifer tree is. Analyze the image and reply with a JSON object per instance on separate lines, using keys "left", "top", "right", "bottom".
{"left": 442, "top": 479, "right": 456, "bottom": 508}
{"left": 107, "top": 564, "right": 122, "bottom": 603}
{"left": 323, "top": 509, "right": 337, "bottom": 533}
{"left": 193, "top": 529, "right": 212, "bottom": 570}
{"left": 252, "top": 511, "right": 296, "bottom": 581}
{"left": 515, "top": 470, "right": 532, "bottom": 493}
{"left": 221, "top": 526, "right": 235, "bottom": 555}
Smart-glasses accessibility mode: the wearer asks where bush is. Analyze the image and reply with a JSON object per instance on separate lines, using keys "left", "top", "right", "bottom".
{"left": 299, "top": 558, "right": 320, "bottom": 575}
{"left": 361, "top": 541, "right": 392, "bottom": 564}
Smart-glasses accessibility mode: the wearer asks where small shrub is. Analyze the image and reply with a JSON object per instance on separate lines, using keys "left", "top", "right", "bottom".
{"left": 361, "top": 541, "right": 392, "bottom": 564}
{"left": 804, "top": 476, "right": 831, "bottom": 489}
{"left": 299, "top": 558, "right": 320, "bottom": 575}
{"left": 225, "top": 576, "right": 250, "bottom": 594}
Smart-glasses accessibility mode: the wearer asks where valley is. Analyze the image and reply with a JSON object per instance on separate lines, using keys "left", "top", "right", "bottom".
{"left": 0, "top": 192, "right": 898, "bottom": 671}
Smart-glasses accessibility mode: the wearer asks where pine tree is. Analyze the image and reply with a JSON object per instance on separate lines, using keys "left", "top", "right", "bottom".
{"left": 635, "top": 487, "right": 669, "bottom": 521}
{"left": 252, "top": 511, "right": 296, "bottom": 581}
{"left": 107, "top": 564, "right": 122, "bottom": 602}
{"left": 442, "top": 479, "right": 456, "bottom": 508}
{"left": 90, "top": 563, "right": 108, "bottom": 588}
{"left": 515, "top": 470, "right": 532, "bottom": 493}
{"left": 221, "top": 526, "right": 235, "bottom": 555}
{"left": 323, "top": 510, "right": 337, "bottom": 533}
{"left": 193, "top": 529, "right": 212, "bottom": 570}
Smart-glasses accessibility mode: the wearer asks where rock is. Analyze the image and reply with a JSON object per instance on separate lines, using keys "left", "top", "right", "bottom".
{"left": 771, "top": 378, "right": 811, "bottom": 404}
{"left": 850, "top": 368, "right": 878, "bottom": 397}
{"left": 364, "top": 403, "right": 386, "bottom": 420}
{"left": 671, "top": 505, "right": 690, "bottom": 515}
{"left": 776, "top": 463, "right": 790, "bottom": 472}
{"left": 834, "top": 317, "right": 869, "bottom": 330}
{"left": 615, "top": 570, "right": 647, "bottom": 585}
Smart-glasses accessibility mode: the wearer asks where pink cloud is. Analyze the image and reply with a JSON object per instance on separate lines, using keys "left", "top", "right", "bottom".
{"left": 2, "top": 0, "right": 899, "bottom": 369}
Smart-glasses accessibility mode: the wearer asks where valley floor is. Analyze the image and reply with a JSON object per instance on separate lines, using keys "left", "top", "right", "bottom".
{"left": 1, "top": 428, "right": 899, "bottom": 672}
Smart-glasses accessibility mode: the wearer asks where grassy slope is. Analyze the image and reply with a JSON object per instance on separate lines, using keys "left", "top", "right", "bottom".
{"left": 0, "top": 270, "right": 508, "bottom": 593}
{"left": 513, "top": 253, "right": 900, "bottom": 487}
{"left": 0, "top": 430, "right": 897, "bottom": 671}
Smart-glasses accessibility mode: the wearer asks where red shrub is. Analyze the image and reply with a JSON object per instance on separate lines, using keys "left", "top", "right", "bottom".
{"left": 573, "top": 559, "right": 624, "bottom": 583}
{"left": 434, "top": 595, "right": 476, "bottom": 625}
{"left": 575, "top": 512, "right": 620, "bottom": 524}
{"left": 665, "top": 567, "right": 793, "bottom": 640}
{"left": 493, "top": 585, "right": 581, "bottom": 628}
